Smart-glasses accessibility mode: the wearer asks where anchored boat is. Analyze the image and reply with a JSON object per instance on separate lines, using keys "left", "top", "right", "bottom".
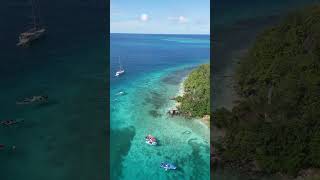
{"left": 160, "top": 162, "right": 177, "bottom": 171}
{"left": 17, "top": 0, "right": 46, "bottom": 47}
{"left": 116, "top": 91, "right": 127, "bottom": 96}
{"left": 115, "top": 57, "right": 125, "bottom": 77}
{"left": 1, "top": 119, "right": 24, "bottom": 127}
{"left": 16, "top": 95, "right": 48, "bottom": 105}
{"left": 145, "top": 134, "right": 157, "bottom": 146}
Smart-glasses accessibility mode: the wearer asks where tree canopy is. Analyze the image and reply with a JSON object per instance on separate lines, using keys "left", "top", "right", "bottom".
{"left": 176, "top": 64, "right": 210, "bottom": 118}
{"left": 214, "top": 5, "right": 320, "bottom": 175}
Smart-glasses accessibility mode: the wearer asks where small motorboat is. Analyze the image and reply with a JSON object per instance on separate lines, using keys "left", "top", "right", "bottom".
{"left": 160, "top": 162, "right": 177, "bottom": 171}
{"left": 145, "top": 134, "right": 157, "bottom": 146}
{"left": 1, "top": 119, "right": 24, "bottom": 127}
{"left": 16, "top": 95, "right": 48, "bottom": 105}
{"left": 116, "top": 91, "right": 126, "bottom": 96}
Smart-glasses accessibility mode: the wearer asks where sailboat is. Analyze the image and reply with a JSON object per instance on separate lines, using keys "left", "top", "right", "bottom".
{"left": 115, "top": 57, "right": 125, "bottom": 77}
{"left": 17, "top": 0, "right": 46, "bottom": 47}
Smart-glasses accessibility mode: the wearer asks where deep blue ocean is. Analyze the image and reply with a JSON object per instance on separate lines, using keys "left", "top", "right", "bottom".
{"left": 110, "top": 34, "right": 210, "bottom": 179}
{"left": 110, "top": 34, "right": 210, "bottom": 85}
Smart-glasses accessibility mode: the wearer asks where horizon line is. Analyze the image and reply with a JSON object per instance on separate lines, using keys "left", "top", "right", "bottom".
{"left": 110, "top": 32, "right": 210, "bottom": 36}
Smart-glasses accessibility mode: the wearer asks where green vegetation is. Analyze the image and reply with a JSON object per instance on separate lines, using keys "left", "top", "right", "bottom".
{"left": 214, "top": 5, "right": 320, "bottom": 175}
{"left": 176, "top": 64, "right": 210, "bottom": 118}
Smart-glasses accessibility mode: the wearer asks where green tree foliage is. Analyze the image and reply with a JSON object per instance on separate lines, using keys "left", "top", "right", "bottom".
{"left": 215, "top": 5, "right": 320, "bottom": 175}
{"left": 214, "top": 107, "right": 234, "bottom": 128}
{"left": 176, "top": 64, "right": 210, "bottom": 117}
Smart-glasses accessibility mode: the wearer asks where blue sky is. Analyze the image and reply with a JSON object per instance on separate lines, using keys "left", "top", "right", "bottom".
{"left": 110, "top": 0, "right": 210, "bottom": 34}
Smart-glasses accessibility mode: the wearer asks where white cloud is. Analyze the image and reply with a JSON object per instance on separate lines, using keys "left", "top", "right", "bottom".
{"left": 178, "top": 16, "right": 188, "bottom": 23}
{"left": 140, "top": 13, "right": 149, "bottom": 22}
{"left": 111, "top": 15, "right": 209, "bottom": 34}
{"left": 168, "top": 16, "right": 188, "bottom": 24}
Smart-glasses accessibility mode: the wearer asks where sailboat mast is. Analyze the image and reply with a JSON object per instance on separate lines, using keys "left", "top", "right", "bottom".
{"left": 118, "top": 56, "right": 123, "bottom": 70}
{"left": 31, "top": 0, "right": 37, "bottom": 28}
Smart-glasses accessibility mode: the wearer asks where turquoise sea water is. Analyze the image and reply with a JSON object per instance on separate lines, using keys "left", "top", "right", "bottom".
{"left": 0, "top": 1, "right": 108, "bottom": 179}
{"left": 0, "top": 39, "right": 107, "bottom": 180}
{"left": 110, "top": 34, "right": 210, "bottom": 179}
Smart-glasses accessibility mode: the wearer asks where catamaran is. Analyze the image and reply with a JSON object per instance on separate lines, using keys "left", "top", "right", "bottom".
{"left": 115, "top": 57, "right": 125, "bottom": 77}
{"left": 17, "top": 0, "right": 46, "bottom": 47}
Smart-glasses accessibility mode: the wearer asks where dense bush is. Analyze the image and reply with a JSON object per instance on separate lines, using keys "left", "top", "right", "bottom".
{"left": 215, "top": 5, "right": 320, "bottom": 175}
{"left": 176, "top": 64, "right": 210, "bottom": 117}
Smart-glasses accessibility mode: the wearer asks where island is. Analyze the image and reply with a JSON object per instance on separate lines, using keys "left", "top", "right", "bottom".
{"left": 175, "top": 64, "right": 210, "bottom": 125}
{"left": 213, "top": 5, "right": 320, "bottom": 179}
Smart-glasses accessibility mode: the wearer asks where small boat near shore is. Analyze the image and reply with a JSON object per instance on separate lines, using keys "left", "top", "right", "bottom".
{"left": 145, "top": 134, "right": 157, "bottom": 145}
{"left": 167, "top": 109, "right": 180, "bottom": 116}
{"left": 160, "top": 162, "right": 177, "bottom": 171}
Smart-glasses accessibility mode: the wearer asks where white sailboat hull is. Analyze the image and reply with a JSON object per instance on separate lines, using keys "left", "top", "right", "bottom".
{"left": 115, "top": 70, "right": 125, "bottom": 77}
{"left": 17, "top": 28, "right": 46, "bottom": 46}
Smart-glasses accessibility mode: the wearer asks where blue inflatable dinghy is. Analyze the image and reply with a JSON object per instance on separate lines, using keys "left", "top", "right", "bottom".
{"left": 160, "top": 162, "right": 177, "bottom": 171}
